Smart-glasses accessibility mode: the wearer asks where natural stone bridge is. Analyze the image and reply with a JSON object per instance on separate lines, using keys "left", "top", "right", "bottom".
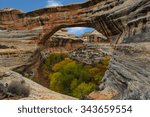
{"left": 0, "top": 0, "right": 150, "bottom": 99}
{"left": 2, "top": 0, "right": 148, "bottom": 44}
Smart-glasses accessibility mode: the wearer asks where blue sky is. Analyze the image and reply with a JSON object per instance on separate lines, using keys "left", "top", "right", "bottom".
{"left": 0, "top": 0, "right": 94, "bottom": 35}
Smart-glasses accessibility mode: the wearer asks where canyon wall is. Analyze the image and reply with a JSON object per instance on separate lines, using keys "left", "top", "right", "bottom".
{"left": 0, "top": 28, "right": 83, "bottom": 67}
{"left": 0, "top": 50, "right": 33, "bottom": 67}
{"left": 0, "top": 0, "right": 150, "bottom": 99}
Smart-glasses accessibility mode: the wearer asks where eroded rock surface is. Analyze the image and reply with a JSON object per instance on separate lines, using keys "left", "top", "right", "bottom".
{"left": 69, "top": 43, "right": 112, "bottom": 64}
{"left": 0, "top": 68, "right": 76, "bottom": 100}
{"left": 0, "top": 29, "right": 83, "bottom": 67}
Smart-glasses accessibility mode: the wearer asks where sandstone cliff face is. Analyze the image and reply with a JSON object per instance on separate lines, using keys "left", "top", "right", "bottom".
{"left": 0, "top": 50, "right": 33, "bottom": 67}
{"left": 0, "top": 28, "right": 83, "bottom": 67}
{"left": 0, "top": 39, "right": 37, "bottom": 67}
{"left": 0, "top": 0, "right": 150, "bottom": 99}
{"left": 89, "top": 43, "right": 150, "bottom": 100}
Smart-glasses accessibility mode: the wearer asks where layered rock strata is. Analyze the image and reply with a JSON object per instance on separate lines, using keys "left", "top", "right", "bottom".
{"left": 0, "top": 29, "right": 83, "bottom": 67}
{"left": 0, "top": 39, "right": 37, "bottom": 67}
{"left": 0, "top": 49, "right": 33, "bottom": 67}
{"left": 89, "top": 43, "right": 150, "bottom": 100}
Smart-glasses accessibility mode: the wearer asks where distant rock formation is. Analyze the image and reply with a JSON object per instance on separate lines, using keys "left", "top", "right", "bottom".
{"left": 44, "top": 29, "right": 83, "bottom": 53}
{"left": 82, "top": 30, "right": 108, "bottom": 43}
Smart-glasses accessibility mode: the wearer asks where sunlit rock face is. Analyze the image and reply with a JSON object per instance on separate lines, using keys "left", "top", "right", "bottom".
{"left": 0, "top": 0, "right": 150, "bottom": 99}
{"left": 0, "top": 28, "right": 39, "bottom": 67}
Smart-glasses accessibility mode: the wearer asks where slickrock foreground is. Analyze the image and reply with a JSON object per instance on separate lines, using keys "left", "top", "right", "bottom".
{"left": 0, "top": 0, "right": 150, "bottom": 99}
{"left": 0, "top": 68, "right": 76, "bottom": 100}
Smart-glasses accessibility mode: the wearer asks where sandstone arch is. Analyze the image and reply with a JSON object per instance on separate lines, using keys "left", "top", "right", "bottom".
{"left": 0, "top": 0, "right": 150, "bottom": 99}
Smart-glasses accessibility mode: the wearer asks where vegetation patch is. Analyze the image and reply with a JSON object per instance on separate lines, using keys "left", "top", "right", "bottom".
{"left": 40, "top": 53, "right": 110, "bottom": 99}
{"left": 41, "top": 53, "right": 67, "bottom": 79}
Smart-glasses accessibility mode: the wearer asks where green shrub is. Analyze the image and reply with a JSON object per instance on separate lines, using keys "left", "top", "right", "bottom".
{"left": 72, "top": 82, "right": 96, "bottom": 99}
{"left": 70, "top": 79, "right": 79, "bottom": 90}
{"left": 41, "top": 53, "right": 67, "bottom": 78}
{"left": 52, "top": 58, "right": 73, "bottom": 72}
{"left": 93, "top": 74, "right": 103, "bottom": 84}
{"left": 50, "top": 72, "right": 64, "bottom": 93}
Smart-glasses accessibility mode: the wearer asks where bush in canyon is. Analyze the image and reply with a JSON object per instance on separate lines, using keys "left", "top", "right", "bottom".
{"left": 49, "top": 57, "right": 110, "bottom": 99}
{"left": 39, "top": 53, "right": 110, "bottom": 98}
{"left": 50, "top": 58, "right": 91, "bottom": 95}
{"left": 8, "top": 80, "right": 30, "bottom": 97}
{"left": 41, "top": 53, "right": 67, "bottom": 78}
{"left": 72, "top": 82, "right": 96, "bottom": 98}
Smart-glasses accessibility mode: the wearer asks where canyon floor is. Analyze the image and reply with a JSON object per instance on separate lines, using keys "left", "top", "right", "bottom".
{"left": 0, "top": 37, "right": 78, "bottom": 100}
{"left": 0, "top": 66, "right": 77, "bottom": 100}
{"left": 0, "top": 38, "right": 112, "bottom": 100}
{"left": 0, "top": 38, "right": 80, "bottom": 100}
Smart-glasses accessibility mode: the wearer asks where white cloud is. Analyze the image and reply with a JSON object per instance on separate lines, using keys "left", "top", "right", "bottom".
{"left": 46, "top": 0, "right": 63, "bottom": 7}
{"left": 46, "top": 1, "right": 91, "bottom": 36}
{"left": 67, "top": 27, "right": 88, "bottom": 35}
